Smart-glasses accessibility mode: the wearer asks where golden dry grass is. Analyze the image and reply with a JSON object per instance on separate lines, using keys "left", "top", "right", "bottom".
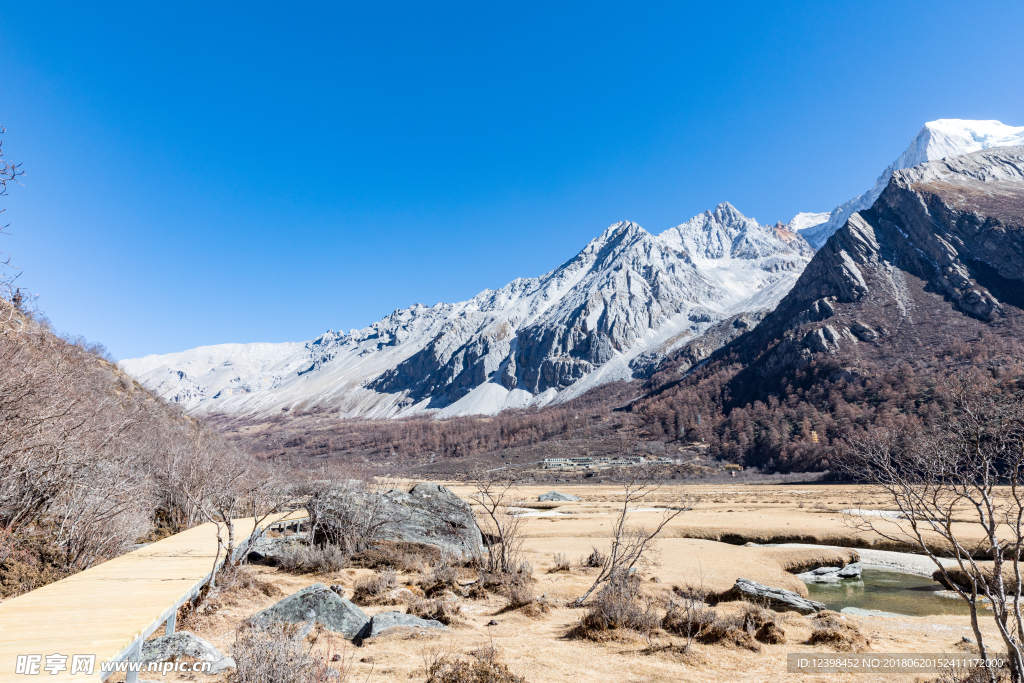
{"left": 120, "top": 484, "right": 1008, "bottom": 683}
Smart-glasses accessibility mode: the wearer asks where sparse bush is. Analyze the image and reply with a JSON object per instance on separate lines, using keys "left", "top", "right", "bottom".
{"left": 349, "top": 541, "right": 439, "bottom": 572}
{"left": 582, "top": 548, "right": 606, "bottom": 568}
{"left": 691, "top": 603, "right": 785, "bottom": 651}
{"left": 275, "top": 543, "right": 348, "bottom": 574}
{"left": 218, "top": 563, "right": 283, "bottom": 599}
{"left": 424, "top": 644, "right": 526, "bottom": 683}
{"left": 568, "top": 572, "right": 658, "bottom": 640}
{"left": 662, "top": 596, "right": 716, "bottom": 641}
{"left": 549, "top": 553, "right": 572, "bottom": 573}
{"left": 420, "top": 559, "right": 463, "bottom": 597}
{"left": 352, "top": 568, "right": 398, "bottom": 605}
{"left": 233, "top": 622, "right": 336, "bottom": 683}
{"left": 806, "top": 610, "right": 868, "bottom": 652}
{"left": 408, "top": 596, "right": 463, "bottom": 625}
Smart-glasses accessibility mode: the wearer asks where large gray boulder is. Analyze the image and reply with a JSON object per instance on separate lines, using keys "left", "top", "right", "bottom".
{"left": 538, "top": 491, "right": 581, "bottom": 502}
{"left": 141, "top": 632, "right": 235, "bottom": 674}
{"left": 248, "top": 583, "right": 370, "bottom": 639}
{"left": 722, "top": 578, "right": 825, "bottom": 614}
{"left": 366, "top": 611, "right": 447, "bottom": 638}
{"left": 312, "top": 482, "right": 483, "bottom": 559}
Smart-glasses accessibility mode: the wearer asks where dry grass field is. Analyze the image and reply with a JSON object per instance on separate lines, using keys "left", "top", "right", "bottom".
{"left": 123, "top": 483, "right": 998, "bottom": 683}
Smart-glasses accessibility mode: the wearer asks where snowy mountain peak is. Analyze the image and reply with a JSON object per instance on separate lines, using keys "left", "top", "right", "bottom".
{"left": 795, "top": 118, "right": 1024, "bottom": 249}
{"left": 120, "top": 205, "right": 813, "bottom": 420}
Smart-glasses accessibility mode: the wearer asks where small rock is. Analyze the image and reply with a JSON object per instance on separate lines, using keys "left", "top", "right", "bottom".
{"left": 962, "top": 636, "right": 976, "bottom": 644}
{"left": 487, "top": 620, "right": 499, "bottom": 626}
{"left": 539, "top": 491, "right": 581, "bottom": 502}
{"left": 837, "top": 562, "right": 863, "bottom": 579}
{"left": 332, "top": 654, "right": 341, "bottom": 662}
{"left": 141, "top": 632, "right": 235, "bottom": 674}
{"left": 360, "top": 657, "right": 375, "bottom": 664}
{"left": 329, "top": 584, "right": 346, "bottom": 598}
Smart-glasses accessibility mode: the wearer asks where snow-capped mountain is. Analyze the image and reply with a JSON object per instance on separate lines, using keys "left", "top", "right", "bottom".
{"left": 120, "top": 204, "right": 812, "bottom": 419}
{"left": 796, "top": 119, "right": 1024, "bottom": 249}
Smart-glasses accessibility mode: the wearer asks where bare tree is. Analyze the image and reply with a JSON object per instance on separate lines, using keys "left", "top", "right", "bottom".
{"left": 844, "top": 373, "right": 1024, "bottom": 683}
{"left": 0, "top": 124, "right": 25, "bottom": 310}
{"left": 574, "top": 466, "right": 689, "bottom": 605}
{"left": 469, "top": 472, "right": 527, "bottom": 575}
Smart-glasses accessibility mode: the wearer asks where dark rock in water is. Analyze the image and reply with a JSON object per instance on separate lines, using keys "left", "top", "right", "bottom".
{"left": 538, "top": 491, "right": 581, "bottom": 502}
{"left": 141, "top": 632, "right": 235, "bottom": 673}
{"left": 366, "top": 611, "right": 447, "bottom": 638}
{"left": 723, "top": 578, "right": 825, "bottom": 614}
{"left": 248, "top": 583, "right": 370, "bottom": 640}
{"left": 313, "top": 482, "right": 483, "bottom": 559}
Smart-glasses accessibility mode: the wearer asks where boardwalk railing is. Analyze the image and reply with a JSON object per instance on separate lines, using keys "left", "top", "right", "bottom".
{"left": 0, "top": 510, "right": 307, "bottom": 682}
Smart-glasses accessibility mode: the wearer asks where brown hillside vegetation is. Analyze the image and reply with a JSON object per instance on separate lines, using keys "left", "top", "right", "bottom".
{"left": 0, "top": 303, "right": 287, "bottom": 596}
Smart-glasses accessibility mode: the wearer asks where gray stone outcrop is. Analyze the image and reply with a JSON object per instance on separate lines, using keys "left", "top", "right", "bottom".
{"left": 366, "top": 611, "right": 447, "bottom": 638}
{"left": 538, "top": 491, "right": 581, "bottom": 502}
{"left": 248, "top": 583, "right": 370, "bottom": 640}
{"left": 141, "top": 632, "right": 235, "bottom": 674}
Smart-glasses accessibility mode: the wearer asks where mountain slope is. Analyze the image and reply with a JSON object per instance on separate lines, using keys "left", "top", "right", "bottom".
{"left": 796, "top": 119, "right": 1024, "bottom": 249}
{"left": 719, "top": 145, "right": 1024, "bottom": 394}
{"left": 120, "top": 205, "right": 812, "bottom": 419}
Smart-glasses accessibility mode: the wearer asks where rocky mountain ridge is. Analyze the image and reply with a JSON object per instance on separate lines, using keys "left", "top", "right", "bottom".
{"left": 120, "top": 204, "right": 811, "bottom": 419}
{"left": 796, "top": 119, "right": 1024, "bottom": 249}
{"left": 711, "top": 145, "right": 1024, "bottom": 392}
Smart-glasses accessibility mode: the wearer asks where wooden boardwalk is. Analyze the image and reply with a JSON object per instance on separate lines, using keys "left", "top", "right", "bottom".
{"left": 0, "top": 511, "right": 306, "bottom": 681}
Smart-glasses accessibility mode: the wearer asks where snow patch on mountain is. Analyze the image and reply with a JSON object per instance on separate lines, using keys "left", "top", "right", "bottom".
{"left": 795, "top": 119, "right": 1024, "bottom": 249}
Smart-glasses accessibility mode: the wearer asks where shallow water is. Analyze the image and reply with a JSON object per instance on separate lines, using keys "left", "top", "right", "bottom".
{"left": 805, "top": 568, "right": 973, "bottom": 617}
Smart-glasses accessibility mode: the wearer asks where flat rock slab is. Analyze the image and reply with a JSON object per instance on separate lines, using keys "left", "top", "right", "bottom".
{"left": 367, "top": 611, "right": 446, "bottom": 638}
{"left": 724, "top": 578, "right": 825, "bottom": 614}
{"left": 538, "top": 491, "right": 581, "bottom": 502}
{"left": 141, "top": 631, "right": 235, "bottom": 674}
{"left": 249, "top": 583, "right": 370, "bottom": 640}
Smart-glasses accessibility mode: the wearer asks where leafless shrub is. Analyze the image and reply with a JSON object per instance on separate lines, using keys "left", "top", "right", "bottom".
{"left": 276, "top": 544, "right": 348, "bottom": 574}
{"left": 216, "top": 563, "right": 283, "bottom": 600}
{"left": 574, "top": 466, "right": 689, "bottom": 605}
{"left": 469, "top": 474, "right": 526, "bottom": 575}
{"left": 408, "top": 596, "right": 463, "bottom": 625}
{"left": 350, "top": 541, "right": 439, "bottom": 572}
{"left": 424, "top": 642, "right": 526, "bottom": 683}
{"left": 662, "top": 585, "right": 717, "bottom": 648}
{"left": 352, "top": 568, "right": 398, "bottom": 605}
{"left": 233, "top": 622, "right": 335, "bottom": 683}
{"left": 420, "top": 561, "right": 461, "bottom": 597}
{"left": 548, "top": 553, "right": 571, "bottom": 573}
{"left": 581, "top": 548, "right": 606, "bottom": 568}
{"left": 806, "top": 610, "right": 868, "bottom": 652}
{"left": 568, "top": 572, "right": 659, "bottom": 641}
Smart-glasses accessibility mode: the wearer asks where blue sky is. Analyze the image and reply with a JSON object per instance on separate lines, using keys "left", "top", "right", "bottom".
{"left": 1, "top": 1, "right": 1022, "bottom": 360}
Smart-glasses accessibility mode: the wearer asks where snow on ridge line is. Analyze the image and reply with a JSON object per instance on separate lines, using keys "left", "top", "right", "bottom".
{"left": 119, "top": 204, "right": 812, "bottom": 420}
{"left": 794, "top": 118, "right": 1024, "bottom": 249}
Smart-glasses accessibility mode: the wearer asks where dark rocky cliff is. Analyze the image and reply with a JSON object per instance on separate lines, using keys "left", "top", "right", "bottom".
{"left": 694, "top": 146, "right": 1024, "bottom": 397}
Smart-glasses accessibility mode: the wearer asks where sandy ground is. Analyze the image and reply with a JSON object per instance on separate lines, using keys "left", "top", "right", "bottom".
{"left": 128, "top": 483, "right": 1001, "bottom": 683}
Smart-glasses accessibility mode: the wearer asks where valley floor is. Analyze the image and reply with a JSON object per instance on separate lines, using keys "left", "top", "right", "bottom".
{"left": 118, "top": 484, "right": 996, "bottom": 683}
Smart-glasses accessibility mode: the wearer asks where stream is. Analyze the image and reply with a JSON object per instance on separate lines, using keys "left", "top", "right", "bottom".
{"left": 805, "top": 568, "right": 973, "bottom": 617}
